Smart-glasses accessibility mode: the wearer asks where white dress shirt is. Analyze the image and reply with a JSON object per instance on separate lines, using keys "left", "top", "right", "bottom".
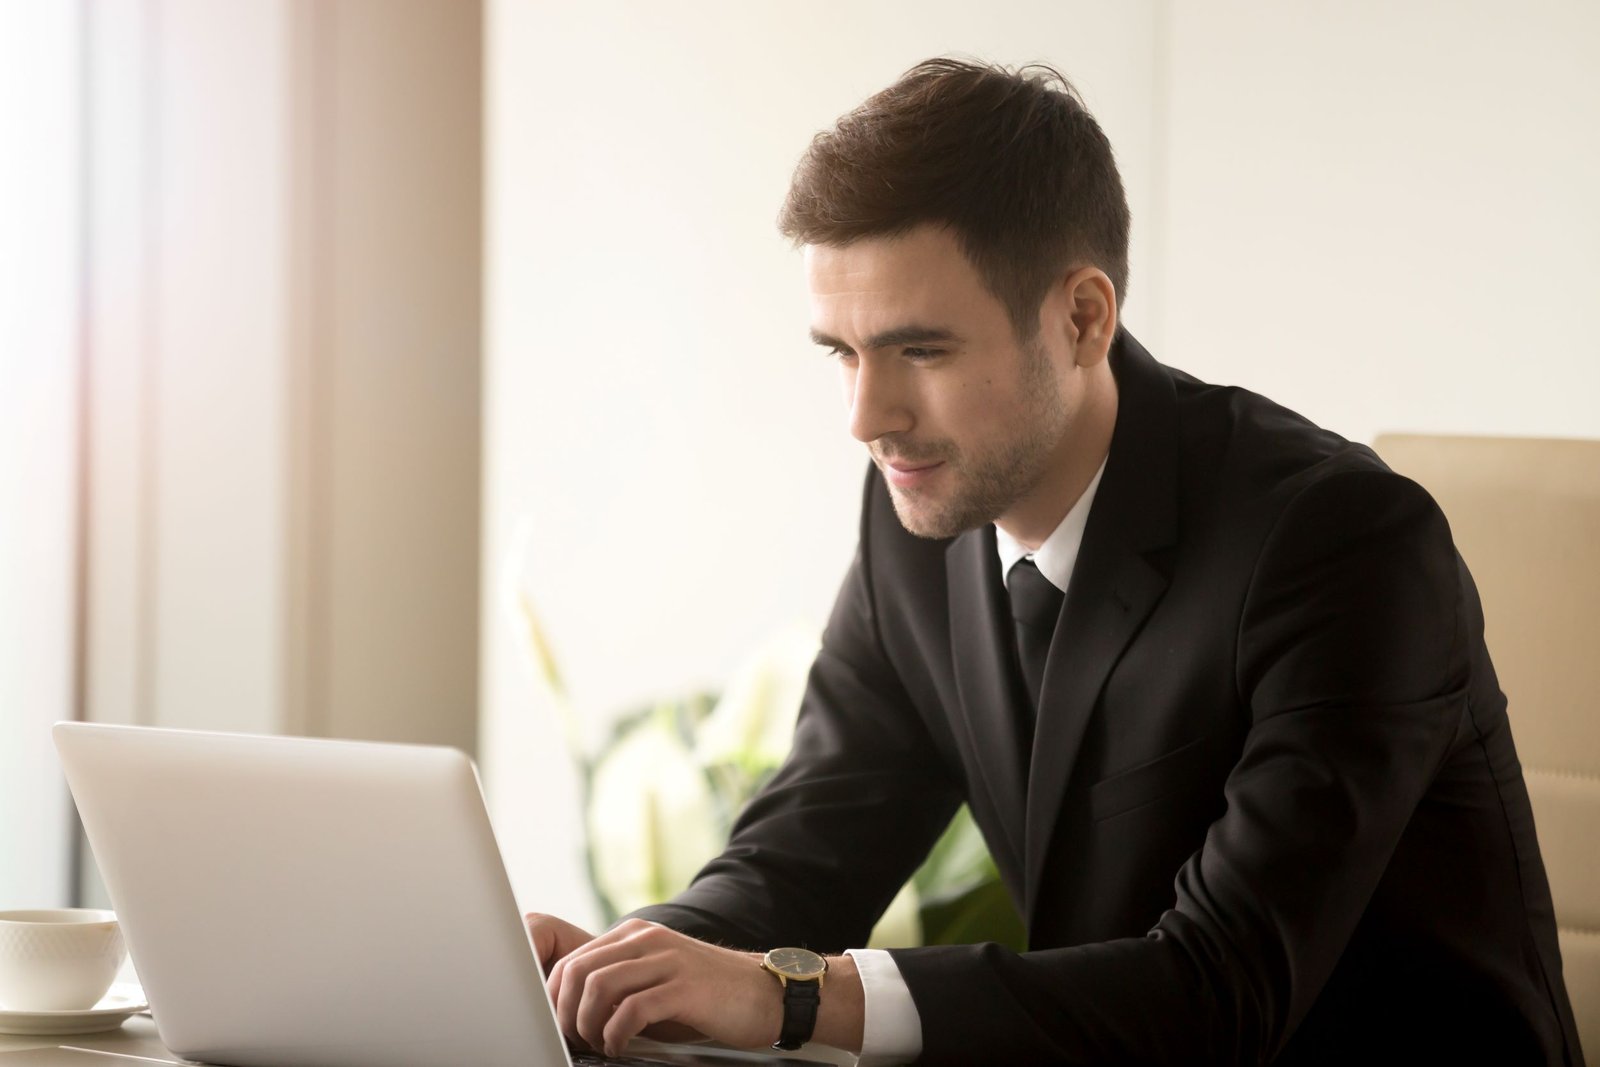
{"left": 845, "top": 458, "right": 1107, "bottom": 1065}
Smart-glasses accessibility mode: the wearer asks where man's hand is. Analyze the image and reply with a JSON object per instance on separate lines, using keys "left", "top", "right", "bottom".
{"left": 543, "top": 918, "right": 864, "bottom": 1059}
{"left": 523, "top": 911, "right": 597, "bottom": 972}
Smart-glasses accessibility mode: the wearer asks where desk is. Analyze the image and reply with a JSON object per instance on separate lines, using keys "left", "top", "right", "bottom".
{"left": 0, "top": 957, "right": 854, "bottom": 1066}
{"left": 0, "top": 1014, "right": 174, "bottom": 1060}
{"left": 0, "top": 1015, "right": 855, "bottom": 1066}
{"left": 1, "top": 957, "right": 854, "bottom": 1065}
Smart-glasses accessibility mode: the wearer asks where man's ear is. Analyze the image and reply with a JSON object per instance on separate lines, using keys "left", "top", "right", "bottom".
{"left": 1059, "top": 266, "right": 1118, "bottom": 367}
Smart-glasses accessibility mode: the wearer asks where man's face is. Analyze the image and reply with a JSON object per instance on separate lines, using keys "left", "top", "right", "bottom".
{"left": 807, "top": 226, "right": 1073, "bottom": 540}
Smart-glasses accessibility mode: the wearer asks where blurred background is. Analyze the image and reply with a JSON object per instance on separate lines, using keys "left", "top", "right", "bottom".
{"left": 3, "top": 0, "right": 1597, "bottom": 932}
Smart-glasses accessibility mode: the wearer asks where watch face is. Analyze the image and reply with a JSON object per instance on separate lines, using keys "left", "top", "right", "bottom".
{"left": 764, "top": 947, "right": 827, "bottom": 981}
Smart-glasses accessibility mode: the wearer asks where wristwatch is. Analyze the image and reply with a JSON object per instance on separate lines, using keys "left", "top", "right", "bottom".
{"left": 760, "top": 947, "right": 829, "bottom": 1051}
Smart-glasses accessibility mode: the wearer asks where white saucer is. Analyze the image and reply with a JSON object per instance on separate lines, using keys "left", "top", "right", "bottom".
{"left": 0, "top": 984, "right": 149, "bottom": 1036}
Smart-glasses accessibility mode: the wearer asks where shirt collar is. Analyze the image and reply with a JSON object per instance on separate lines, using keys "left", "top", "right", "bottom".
{"left": 995, "top": 456, "right": 1108, "bottom": 594}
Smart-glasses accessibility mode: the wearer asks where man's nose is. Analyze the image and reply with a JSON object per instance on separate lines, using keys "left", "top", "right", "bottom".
{"left": 847, "top": 360, "right": 913, "bottom": 444}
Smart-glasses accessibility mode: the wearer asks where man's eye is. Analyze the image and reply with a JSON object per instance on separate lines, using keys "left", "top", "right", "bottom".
{"left": 903, "top": 347, "right": 944, "bottom": 361}
{"left": 828, "top": 347, "right": 858, "bottom": 363}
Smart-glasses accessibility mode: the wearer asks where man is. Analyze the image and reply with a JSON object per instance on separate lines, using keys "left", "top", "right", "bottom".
{"left": 527, "top": 59, "right": 1582, "bottom": 1064}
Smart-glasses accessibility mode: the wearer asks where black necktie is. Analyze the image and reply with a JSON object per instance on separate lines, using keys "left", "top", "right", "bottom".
{"left": 1008, "top": 558, "right": 1064, "bottom": 712}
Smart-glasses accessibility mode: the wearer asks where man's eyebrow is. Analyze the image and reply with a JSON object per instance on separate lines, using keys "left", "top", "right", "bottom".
{"left": 808, "top": 325, "right": 960, "bottom": 351}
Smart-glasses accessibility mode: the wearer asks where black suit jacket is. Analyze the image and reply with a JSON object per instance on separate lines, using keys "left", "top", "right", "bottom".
{"left": 634, "top": 333, "right": 1582, "bottom": 1064}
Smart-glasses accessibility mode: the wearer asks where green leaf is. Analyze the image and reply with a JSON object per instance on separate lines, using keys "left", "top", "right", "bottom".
{"left": 917, "top": 875, "right": 1026, "bottom": 951}
{"left": 912, "top": 804, "right": 998, "bottom": 898}
{"left": 865, "top": 880, "right": 922, "bottom": 949}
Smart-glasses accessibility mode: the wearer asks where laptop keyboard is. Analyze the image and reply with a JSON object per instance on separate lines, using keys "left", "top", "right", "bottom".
{"left": 568, "top": 1039, "right": 827, "bottom": 1065}
{"left": 569, "top": 1048, "right": 809, "bottom": 1066}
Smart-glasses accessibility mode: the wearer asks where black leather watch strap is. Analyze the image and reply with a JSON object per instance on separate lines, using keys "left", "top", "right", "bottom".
{"left": 773, "top": 978, "right": 821, "bottom": 1051}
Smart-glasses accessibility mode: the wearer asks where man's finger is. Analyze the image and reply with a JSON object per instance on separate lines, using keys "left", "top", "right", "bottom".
{"left": 523, "top": 913, "right": 554, "bottom": 967}
{"left": 574, "top": 959, "right": 670, "bottom": 1053}
{"left": 603, "top": 984, "right": 674, "bottom": 1058}
{"left": 555, "top": 937, "right": 649, "bottom": 1039}
{"left": 526, "top": 912, "right": 597, "bottom": 972}
{"left": 547, "top": 953, "right": 568, "bottom": 1000}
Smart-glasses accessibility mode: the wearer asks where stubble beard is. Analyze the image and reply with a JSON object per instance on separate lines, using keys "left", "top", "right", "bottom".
{"left": 880, "top": 343, "right": 1069, "bottom": 540}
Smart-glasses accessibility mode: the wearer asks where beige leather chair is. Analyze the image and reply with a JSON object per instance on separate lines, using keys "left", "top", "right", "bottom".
{"left": 1376, "top": 434, "right": 1598, "bottom": 1059}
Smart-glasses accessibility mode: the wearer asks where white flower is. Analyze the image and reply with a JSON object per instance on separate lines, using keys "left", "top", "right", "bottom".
{"left": 695, "top": 622, "right": 820, "bottom": 775}
{"left": 587, "top": 705, "right": 724, "bottom": 917}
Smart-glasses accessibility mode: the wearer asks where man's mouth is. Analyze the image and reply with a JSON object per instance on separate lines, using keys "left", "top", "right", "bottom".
{"left": 882, "top": 458, "right": 942, "bottom": 473}
{"left": 877, "top": 456, "right": 946, "bottom": 489}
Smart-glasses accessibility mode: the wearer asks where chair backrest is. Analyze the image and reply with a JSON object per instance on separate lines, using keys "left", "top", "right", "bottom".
{"left": 1376, "top": 433, "right": 1599, "bottom": 1059}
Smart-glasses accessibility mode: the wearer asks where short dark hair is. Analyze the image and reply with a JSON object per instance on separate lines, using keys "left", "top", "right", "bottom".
{"left": 779, "top": 57, "right": 1131, "bottom": 339}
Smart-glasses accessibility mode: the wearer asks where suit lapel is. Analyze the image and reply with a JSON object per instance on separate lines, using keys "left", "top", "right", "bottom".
{"left": 1022, "top": 539, "right": 1167, "bottom": 924}
{"left": 946, "top": 525, "right": 1030, "bottom": 867}
{"left": 1021, "top": 331, "right": 1181, "bottom": 927}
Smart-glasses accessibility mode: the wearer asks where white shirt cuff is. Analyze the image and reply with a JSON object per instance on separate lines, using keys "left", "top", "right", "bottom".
{"left": 844, "top": 948, "right": 922, "bottom": 1066}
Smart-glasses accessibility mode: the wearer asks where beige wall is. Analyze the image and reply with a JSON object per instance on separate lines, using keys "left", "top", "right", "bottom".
{"left": 1153, "top": 0, "right": 1600, "bottom": 446}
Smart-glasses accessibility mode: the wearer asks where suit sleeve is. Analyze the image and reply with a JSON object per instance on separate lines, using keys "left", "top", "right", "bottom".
{"left": 628, "top": 472, "right": 965, "bottom": 952}
{"left": 888, "top": 468, "right": 1467, "bottom": 1064}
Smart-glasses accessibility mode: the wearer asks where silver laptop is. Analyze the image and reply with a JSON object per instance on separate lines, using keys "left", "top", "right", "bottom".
{"left": 52, "top": 723, "right": 823, "bottom": 1067}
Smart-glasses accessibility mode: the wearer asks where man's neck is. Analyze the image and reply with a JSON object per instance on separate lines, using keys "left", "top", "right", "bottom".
{"left": 996, "top": 364, "right": 1119, "bottom": 552}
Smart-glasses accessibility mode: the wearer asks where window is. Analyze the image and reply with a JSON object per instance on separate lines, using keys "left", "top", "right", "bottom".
{"left": 0, "top": 0, "right": 84, "bottom": 907}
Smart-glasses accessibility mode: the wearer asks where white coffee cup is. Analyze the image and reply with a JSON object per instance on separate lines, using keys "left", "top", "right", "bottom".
{"left": 0, "top": 909, "right": 127, "bottom": 1012}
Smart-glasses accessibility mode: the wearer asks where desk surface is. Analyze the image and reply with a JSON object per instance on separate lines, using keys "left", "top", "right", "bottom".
{"left": 1, "top": 960, "right": 854, "bottom": 1066}
{"left": 0, "top": 1015, "right": 855, "bottom": 1066}
{"left": 0, "top": 1014, "right": 175, "bottom": 1059}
